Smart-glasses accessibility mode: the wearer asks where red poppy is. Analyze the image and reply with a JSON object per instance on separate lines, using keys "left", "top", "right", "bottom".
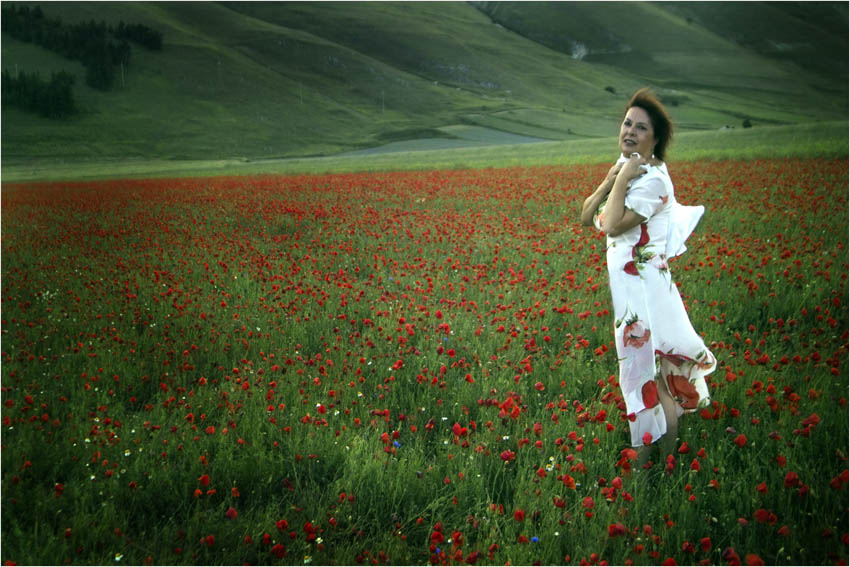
{"left": 271, "top": 543, "right": 286, "bottom": 558}
{"left": 452, "top": 422, "right": 468, "bottom": 437}
{"left": 783, "top": 471, "right": 799, "bottom": 488}
{"left": 721, "top": 547, "right": 741, "bottom": 565}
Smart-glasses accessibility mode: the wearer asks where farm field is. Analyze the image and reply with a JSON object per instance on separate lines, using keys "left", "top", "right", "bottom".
{"left": 1, "top": 157, "right": 848, "bottom": 565}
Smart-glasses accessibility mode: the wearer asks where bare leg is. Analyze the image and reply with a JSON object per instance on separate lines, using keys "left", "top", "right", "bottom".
{"left": 636, "top": 444, "right": 654, "bottom": 469}
{"left": 657, "top": 376, "right": 679, "bottom": 459}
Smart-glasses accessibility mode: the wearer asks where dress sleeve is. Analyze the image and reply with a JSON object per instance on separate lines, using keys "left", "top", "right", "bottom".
{"left": 666, "top": 202, "right": 705, "bottom": 258}
{"left": 624, "top": 175, "right": 666, "bottom": 220}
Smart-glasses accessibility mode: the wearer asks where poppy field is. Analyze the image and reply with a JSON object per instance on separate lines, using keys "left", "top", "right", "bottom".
{"left": 1, "top": 157, "right": 848, "bottom": 566}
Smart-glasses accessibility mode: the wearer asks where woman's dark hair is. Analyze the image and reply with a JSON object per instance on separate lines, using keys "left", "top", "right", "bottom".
{"left": 624, "top": 88, "right": 673, "bottom": 161}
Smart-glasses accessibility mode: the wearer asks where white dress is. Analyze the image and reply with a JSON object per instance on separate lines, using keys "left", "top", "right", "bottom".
{"left": 594, "top": 156, "right": 716, "bottom": 447}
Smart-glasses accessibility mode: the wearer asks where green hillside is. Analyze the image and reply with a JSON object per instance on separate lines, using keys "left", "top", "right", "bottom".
{"left": 1, "top": 1, "right": 846, "bottom": 167}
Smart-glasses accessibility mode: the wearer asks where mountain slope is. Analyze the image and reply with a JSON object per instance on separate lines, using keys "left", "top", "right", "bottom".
{"left": 1, "top": 1, "right": 846, "bottom": 164}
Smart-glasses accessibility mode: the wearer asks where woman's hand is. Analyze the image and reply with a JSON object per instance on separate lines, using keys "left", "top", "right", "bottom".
{"left": 600, "top": 153, "right": 649, "bottom": 236}
{"left": 617, "top": 152, "right": 649, "bottom": 184}
{"left": 606, "top": 161, "right": 624, "bottom": 184}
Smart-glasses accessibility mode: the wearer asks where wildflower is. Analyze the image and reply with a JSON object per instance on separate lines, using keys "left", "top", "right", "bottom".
{"left": 270, "top": 543, "right": 286, "bottom": 558}
{"left": 721, "top": 547, "right": 741, "bottom": 564}
{"left": 783, "top": 471, "right": 799, "bottom": 488}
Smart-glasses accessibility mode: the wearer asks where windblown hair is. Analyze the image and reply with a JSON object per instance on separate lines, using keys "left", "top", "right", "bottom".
{"left": 624, "top": 88, "right": 673, "bottom": 161}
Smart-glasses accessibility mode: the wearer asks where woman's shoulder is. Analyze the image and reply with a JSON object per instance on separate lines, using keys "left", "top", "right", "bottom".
{"left": 632, "top": 164, "right": 670, "bottom": 190}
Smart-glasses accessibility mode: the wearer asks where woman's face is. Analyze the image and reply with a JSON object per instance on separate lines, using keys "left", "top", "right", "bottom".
{"left": 619, "top": 106, "right": 657, "bottom": 158}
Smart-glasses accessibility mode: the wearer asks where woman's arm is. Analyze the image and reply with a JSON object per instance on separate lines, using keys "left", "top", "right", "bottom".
{"left": 580, "top": 162, "right": 622, "bottom": 226}
{"left": 600, "top": 155, "right": 649, "bottom": 236}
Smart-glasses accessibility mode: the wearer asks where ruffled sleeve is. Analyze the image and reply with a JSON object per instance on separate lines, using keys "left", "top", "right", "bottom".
{"left": 666, "top": 201, "right": 704, "bottom": 258}
{"left": 624, "top": 175, "right": 666, "bottom": 221}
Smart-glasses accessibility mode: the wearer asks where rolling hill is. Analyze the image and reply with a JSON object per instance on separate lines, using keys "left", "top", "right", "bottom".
{"left": 1, "top": 1, "right": 846, "bottom": 165}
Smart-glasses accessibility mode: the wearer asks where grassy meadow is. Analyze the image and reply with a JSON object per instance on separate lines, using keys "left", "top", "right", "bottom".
{"left": 2, "top": 120, "right": 847, "bottom": 183}
{"left": 2, "top": 143, "right": 848, "bottom": 565}
{"left": 2, "top": 3, "right": 848, "bottom": 566}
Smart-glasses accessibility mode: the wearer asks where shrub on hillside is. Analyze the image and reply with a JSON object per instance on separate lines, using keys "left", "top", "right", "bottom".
{"left": 1, "top": 4, "right": 157, "bottom": 91}
{"left": 1, "top": 69, "right": 76, "bottom": 119}
{"left": 114, "top": 21, "right": 163, "bottom": 50}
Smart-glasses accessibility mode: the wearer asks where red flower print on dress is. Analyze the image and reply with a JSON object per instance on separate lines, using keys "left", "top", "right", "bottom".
{"left": 624, "top": 224, "right": 656, "bottom": 277}
{"left": 642, "top": 380, "right": 659, "bottom": 409}
{"left": 695, "top": 351, "right": 715, "bottom": 370}
{"left": 667, "top": 374, "right": 700, "bottom": 409}
{"left": 623, "top": 317, "right": 651, "bottom": 348}
{"left": 655, "top": 350, "right": 700, "bottom": 368}
{"left": 624, "top": 261, "right": 639, "bottom": 276}
{"left": 635, "top": 222, "right": 650, "bottom": 248}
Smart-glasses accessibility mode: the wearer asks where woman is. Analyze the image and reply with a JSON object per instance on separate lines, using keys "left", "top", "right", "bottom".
{"left": 580, "top": 88, "right": 715, "bottom": 463}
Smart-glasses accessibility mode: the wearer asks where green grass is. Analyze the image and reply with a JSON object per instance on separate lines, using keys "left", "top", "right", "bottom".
{"left": 1, "top": 2, "right": 846, "bottom": 165}
{"left": 3, "top": 120, "right": 846, "bottom": 182}
{"left": 2, "top": 157, "right": 847, "bottom": 565}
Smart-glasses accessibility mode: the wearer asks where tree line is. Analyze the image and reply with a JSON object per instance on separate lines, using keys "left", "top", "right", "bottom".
{"left": 1, "top": 4, "right": 162, "bottom": 118}
{"left": 2, "top": 69, "right": 75, "bottom": 119}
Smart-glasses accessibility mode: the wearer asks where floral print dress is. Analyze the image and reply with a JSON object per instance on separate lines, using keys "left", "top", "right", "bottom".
{"left": 594, "top": 156, "right": 716, "bottom": 447}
